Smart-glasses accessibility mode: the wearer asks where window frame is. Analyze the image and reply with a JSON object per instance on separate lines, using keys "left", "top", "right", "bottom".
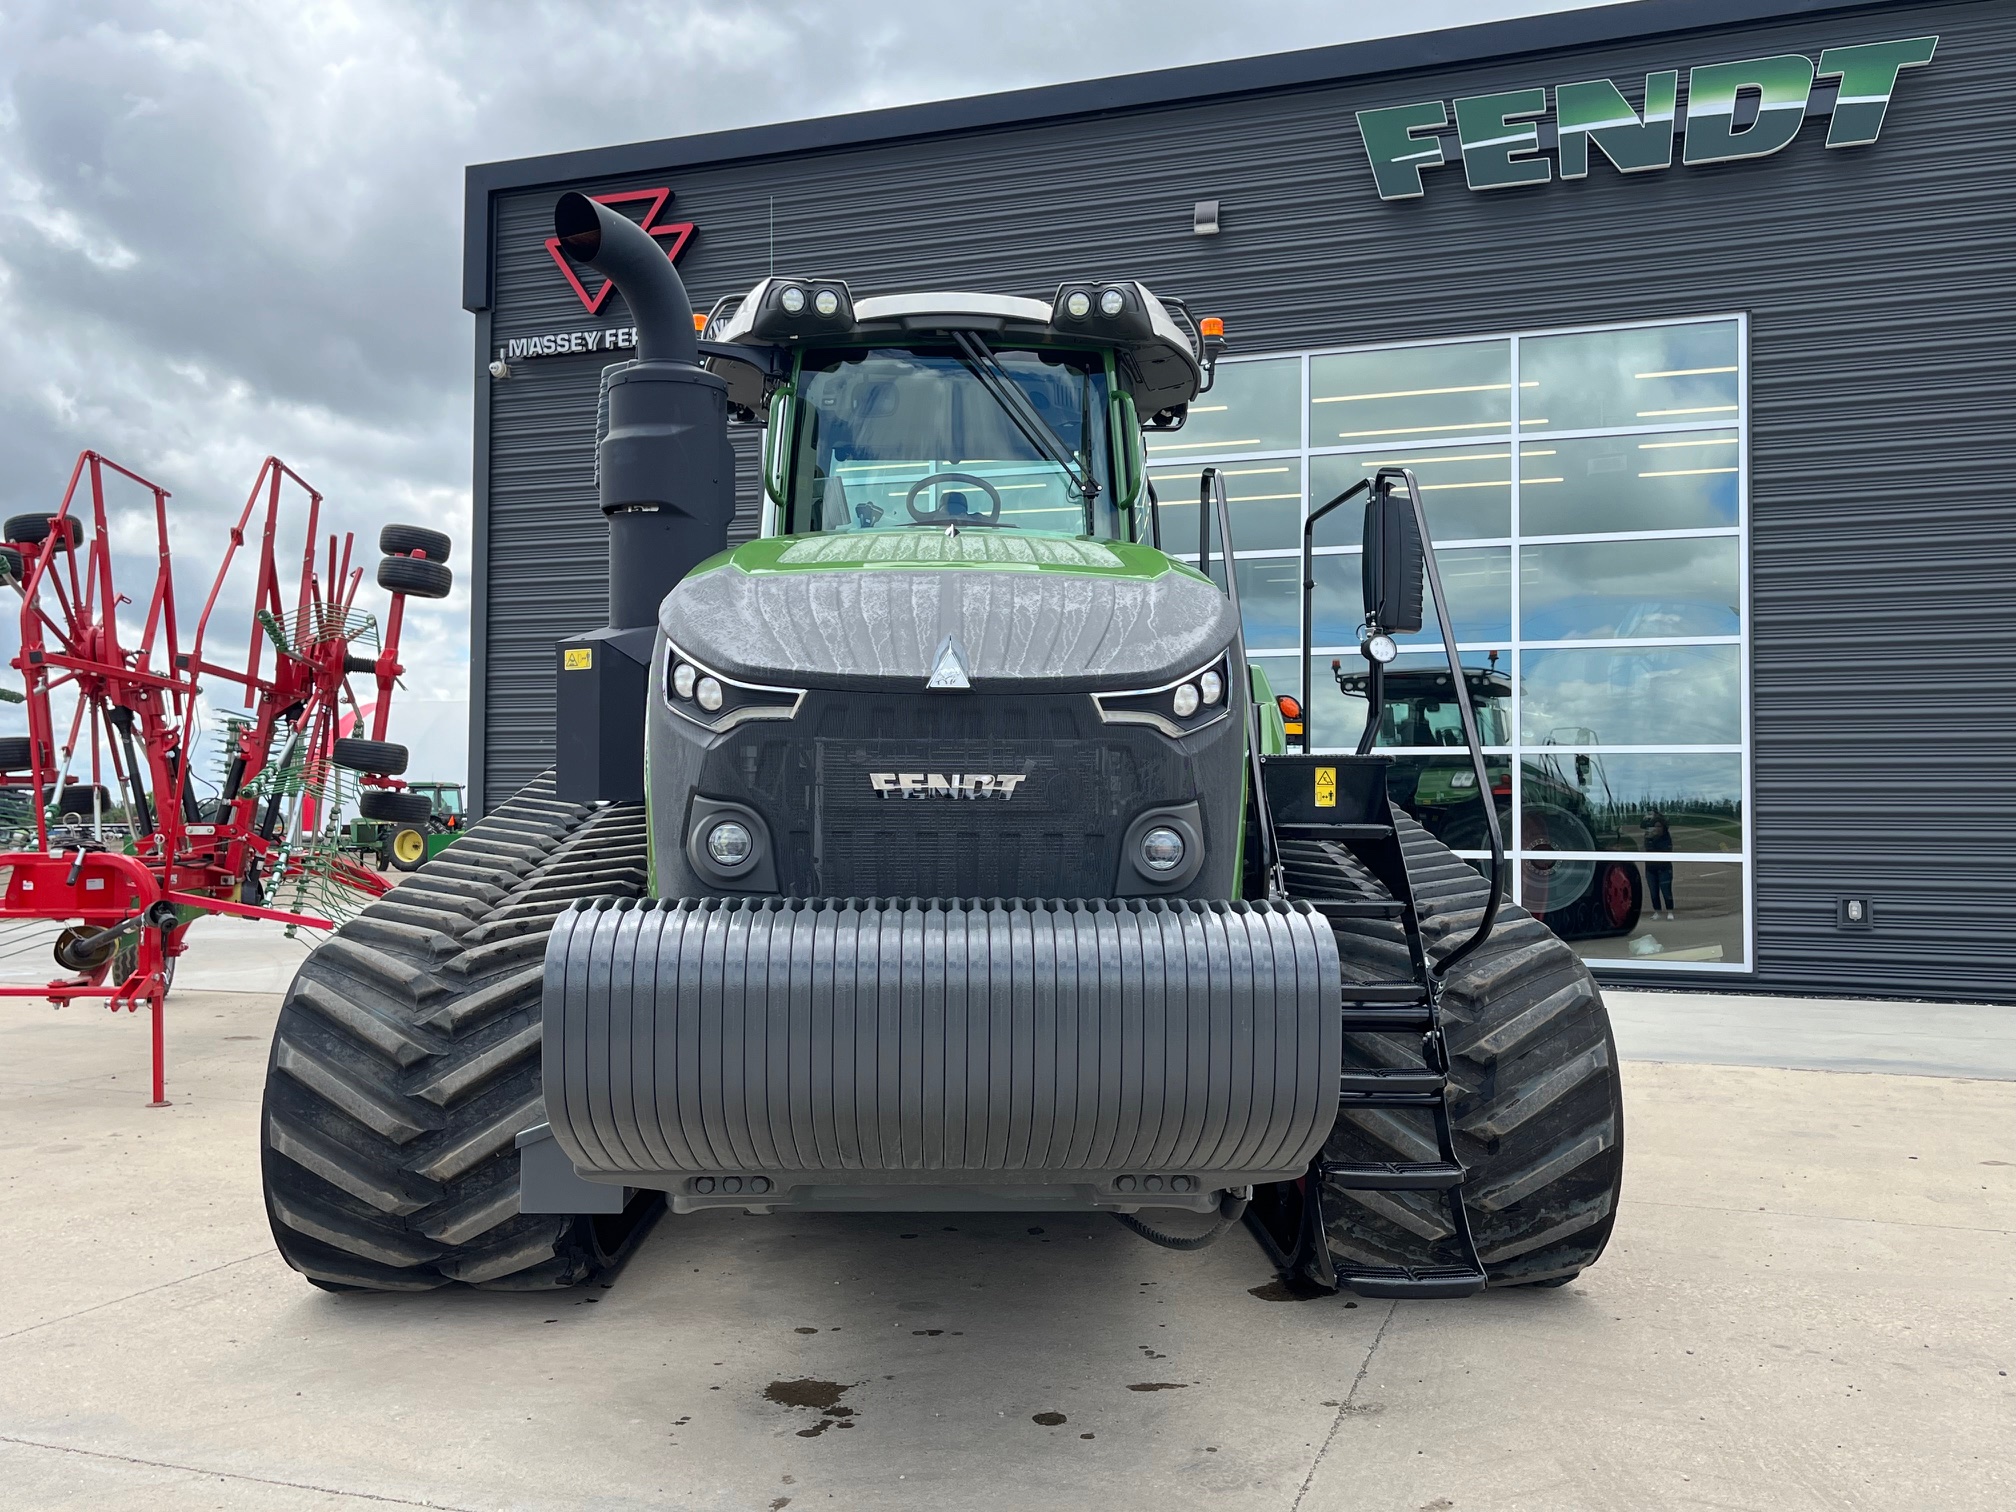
{"left": 1149, "top": 314, "right": 1753, "bottom": 975}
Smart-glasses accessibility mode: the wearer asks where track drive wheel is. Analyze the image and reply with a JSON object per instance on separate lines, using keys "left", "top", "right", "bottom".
{"left": 1289, "top": 810, "right": 1625, "bottom": 1289}
{"left": 260, "top": 772, "right": 658, "bottom": 1290}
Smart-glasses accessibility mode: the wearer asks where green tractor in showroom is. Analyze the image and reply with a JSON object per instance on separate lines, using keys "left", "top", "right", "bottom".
{"left": 259, "top": 194, "right": 1623, "bottom": 1297}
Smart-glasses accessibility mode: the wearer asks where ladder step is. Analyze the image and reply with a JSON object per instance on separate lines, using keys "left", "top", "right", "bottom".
{"left": 1338, "top": 1068, "right": 1446, "bottom": 1097}
{"left": 1321, "top": 1159, "right": 1465, "bottom": 1191}
{"left": 1275, "top": 822, "right": 1394, "bottom": 839}
{"left": 1340, "top": 983, "right": 1428, "bottom": 1005}
{"left": 1335, "top": 1264, "right": 1487, "bottom": 1300}
{"left": 1307, "top": 899, "right": 1407, "bottom": 919}
{"left": 1339, "top": 1006, "right": 1435, "bottom": 1033}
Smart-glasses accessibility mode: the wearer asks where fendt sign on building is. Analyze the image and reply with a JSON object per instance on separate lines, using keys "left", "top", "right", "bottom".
{"left": 1358, "top": 34, "right": 1937, "bottom": 199}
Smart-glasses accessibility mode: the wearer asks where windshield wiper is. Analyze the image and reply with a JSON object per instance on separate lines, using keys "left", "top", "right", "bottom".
{"left": 949, "top": 331, "right": 1099, "bottom": 532}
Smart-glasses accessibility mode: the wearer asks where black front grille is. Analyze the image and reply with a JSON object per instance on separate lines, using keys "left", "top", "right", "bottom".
{"left": 814, "top": 732, "right": 1125, "bottom": 896}
{"left": 664, "top": 687, "right": 1243, "bottom": 900}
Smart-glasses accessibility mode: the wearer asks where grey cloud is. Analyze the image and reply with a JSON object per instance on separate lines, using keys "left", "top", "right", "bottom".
{"left": 0, "top": 0, "right": 1597, "bottom": 771}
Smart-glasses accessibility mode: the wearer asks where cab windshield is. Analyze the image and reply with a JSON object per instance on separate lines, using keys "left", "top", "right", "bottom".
{"left": 783, "top": 346, "right": 1122, "bottom": 539}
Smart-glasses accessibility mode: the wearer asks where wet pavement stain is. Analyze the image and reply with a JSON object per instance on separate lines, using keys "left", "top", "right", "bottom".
{"left": 764, "top": 1378, "right": 860, "bottom": 1437}
{"left": 1031, "top": 1411, "right": 1067, "bottom": 1426}
{"left": 1248, "top": 1274, "right": 1333, "bottom": 1302}
{"left": 1126, "top": 1382, "right": 1189, "bottom": 1392}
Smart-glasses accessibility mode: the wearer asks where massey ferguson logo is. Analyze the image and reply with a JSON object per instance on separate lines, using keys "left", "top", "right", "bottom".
{"left": 871, "top": 773, "right": 1027, "bottom": 800}
{"left": 543, "top": 187, "right": 695, "bottom": 313}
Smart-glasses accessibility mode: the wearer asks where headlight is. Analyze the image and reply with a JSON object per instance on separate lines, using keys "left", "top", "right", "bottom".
{"left": 1092, "top": 652, "right": 1235, "bottom": 738}
{"left": 1064, "top": 290, "right": 1091, "bottom": 318}
{"left": 1099, "top": 287, "right": 1125, "bottom": 317}
{"left": 1140, "top": 826, "right": 1185, "bottom": 873}
{"left": 779, "top": 285, "right": 806, "bottom": 313}
{"left": 706, "top": 821, "right": 753, "bottom": 866}
{"left": 664, "top": 641, "right": 804, "bottom": 731}
{"left": 813, "top": 289, "right": 840, "bottom": 316}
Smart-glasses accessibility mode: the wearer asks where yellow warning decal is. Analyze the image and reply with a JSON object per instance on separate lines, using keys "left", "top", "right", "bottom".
{"left": 563, "top": 647, "right": 593, "bottom": 671}
{"left": 1314, "top": 766, "right": 1337, "bottom": 808}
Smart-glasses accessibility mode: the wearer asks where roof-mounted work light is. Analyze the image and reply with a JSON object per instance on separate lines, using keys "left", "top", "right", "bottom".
{"left": 1050, "top": 281, "right": 1156, "bottom": 342}
{"left": 747, "top": 276, "right": 857, "bottom": 339}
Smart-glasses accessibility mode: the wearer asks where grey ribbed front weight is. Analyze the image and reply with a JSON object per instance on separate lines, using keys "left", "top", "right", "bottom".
{"left": 540, "top": 896, "right": 1343, "bottom": 1214}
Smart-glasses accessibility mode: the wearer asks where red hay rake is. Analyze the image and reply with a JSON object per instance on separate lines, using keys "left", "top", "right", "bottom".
{"left": 0, "top": 451, "right": 452, "bottom": 1103}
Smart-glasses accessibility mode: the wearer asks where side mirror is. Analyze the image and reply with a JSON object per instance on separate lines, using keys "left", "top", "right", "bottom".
{"left": 1361, "top": 486, "right": 1424, "bottom": 634}
{"left": 698, "top": 340, "right": 786, "bottom": 414}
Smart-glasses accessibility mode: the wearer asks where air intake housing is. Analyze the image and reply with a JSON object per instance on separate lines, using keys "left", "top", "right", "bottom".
{"left": 550, "top": 191, "right": 735, "bottom": 802}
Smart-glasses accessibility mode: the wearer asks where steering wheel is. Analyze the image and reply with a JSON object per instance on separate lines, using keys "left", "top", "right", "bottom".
{"left": 904, "top": 471, "right": 1008, "bottom": 527}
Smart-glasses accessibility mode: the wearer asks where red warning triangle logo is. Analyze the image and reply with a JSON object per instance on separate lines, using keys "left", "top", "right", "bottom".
{"left": 544, "top": 188, "right": 695, "bottom": 315}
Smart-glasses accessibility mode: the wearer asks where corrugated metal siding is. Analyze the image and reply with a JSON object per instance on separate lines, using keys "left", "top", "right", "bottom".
{"left": 479, "top": 0, "right": 2015, "bottom": 999}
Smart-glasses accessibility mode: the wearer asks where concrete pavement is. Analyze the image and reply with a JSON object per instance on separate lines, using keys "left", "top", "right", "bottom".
{"left": 0, "top": 942, "right": 2010, "bottom": 1510}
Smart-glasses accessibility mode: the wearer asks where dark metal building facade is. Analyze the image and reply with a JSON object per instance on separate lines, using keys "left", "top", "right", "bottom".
{"left": 463, "top": 0, "right": 2015, "bottom": 999}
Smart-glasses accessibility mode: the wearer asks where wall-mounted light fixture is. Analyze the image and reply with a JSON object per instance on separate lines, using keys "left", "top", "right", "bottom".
{"left": 1193, "top": 200, "right": 1221, "bottom": 237}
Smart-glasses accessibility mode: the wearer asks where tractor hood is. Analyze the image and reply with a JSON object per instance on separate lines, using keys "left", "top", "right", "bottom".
{"left": 660, "top": 532, "right": 1236, "bottom": 691}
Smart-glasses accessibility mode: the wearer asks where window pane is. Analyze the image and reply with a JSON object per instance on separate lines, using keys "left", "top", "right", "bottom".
{"left": 1229, "top": 556, "right": 1305, "bottom": 650}
{"left": 1519, "top": 752, "right": 1742, "bottom": 854}
{"left": 1520, "top": 537, "right": 1739, "bottom": 640}
{"left": 1311, "top": 446, "right": 1509, "bottom": 545}
{"left": 1333, "top": 652, "right": 1514, "bottom": 748}
{"left": 1521, "top": 430, "right": 1740, "bottom": 534}
{"left": 1521, "top": 645, "right": 1740, "bottom": 745}
{"left": 1150, "top": 459, "right": 1303, "bottom": 558}
{"left": 1520, "top": 321, "right": 1739, "bottom": 433}
{"left": 1144, "top": 356, "right": 1299, "bottom": 463}
{"left": 1568, "top": 861, "right": 1746, "bottom": 967}
{"left": 1396, "top": 546, "right": 1511, "bottom": 648}
{"left": 1390, "top": 755, "right": 1510, "bottom": 850}
{"left": 1311, "top": 340, "right": 1511, "bottom": 446}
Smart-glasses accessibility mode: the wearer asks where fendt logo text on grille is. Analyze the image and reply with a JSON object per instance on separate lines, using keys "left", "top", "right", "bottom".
{"left": 870, "top": 773, "right": 1028, "bottom": 800}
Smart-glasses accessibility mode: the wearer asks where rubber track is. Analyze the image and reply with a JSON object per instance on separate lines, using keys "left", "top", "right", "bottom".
{"left": 1284, "top": 811, "right": 1625, "bottom": 1287}
{"left": 260, "top": 774, "right": 649, "bottom": 1291}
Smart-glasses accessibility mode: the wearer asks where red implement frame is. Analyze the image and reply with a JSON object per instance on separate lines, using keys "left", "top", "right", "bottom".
{"left": 1, "top": 452, "right": 424, "bottom": 1103}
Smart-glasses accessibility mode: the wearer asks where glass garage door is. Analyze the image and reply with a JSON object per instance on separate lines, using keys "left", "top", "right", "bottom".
{"left": 1149, "top": 316, "right": 1749, "bottom": 973}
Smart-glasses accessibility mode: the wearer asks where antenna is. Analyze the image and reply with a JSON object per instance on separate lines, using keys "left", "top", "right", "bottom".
{"left": 767, "top": 195, "right": 775, "bottom": 274}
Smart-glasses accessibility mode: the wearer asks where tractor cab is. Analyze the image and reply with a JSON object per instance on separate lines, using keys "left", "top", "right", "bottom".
{"left": 407, "top": 782, "right": 465, "bottom": 830}
{"left": 704, "top": 279, "right": 1222, "bottom": 548}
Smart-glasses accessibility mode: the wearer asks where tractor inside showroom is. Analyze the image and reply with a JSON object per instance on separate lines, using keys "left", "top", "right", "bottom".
{"left": 260, "top": 194, "right": 1623, "bottom": 1297}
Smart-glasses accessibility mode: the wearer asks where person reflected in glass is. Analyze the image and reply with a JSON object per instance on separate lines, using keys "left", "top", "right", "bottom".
{"left": 1642, "top": 809, "right": 1675, "bottom": 920}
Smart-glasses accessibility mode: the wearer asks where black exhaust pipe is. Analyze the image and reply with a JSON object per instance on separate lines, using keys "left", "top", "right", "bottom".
{"left": 552, "top": 192, "right": 701, "bottom": 365}
{"left": 550, "top": 191, "right": 735, "bottom": 803}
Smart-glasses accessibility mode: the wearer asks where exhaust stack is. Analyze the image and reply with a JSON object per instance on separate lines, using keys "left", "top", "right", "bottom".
{"left": 551, "top": 191, "right": 735, "bottom": 803}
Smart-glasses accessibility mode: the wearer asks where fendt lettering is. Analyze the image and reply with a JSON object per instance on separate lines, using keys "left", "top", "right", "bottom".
{"left": 869, "top": 772, "right": 1028, "bottom": 799}
{"left": 263, "top": 190, "right": 1626, "bottom": 1306}
{"left": 1358, "top": 33, "right": 1937, "bottom": 200}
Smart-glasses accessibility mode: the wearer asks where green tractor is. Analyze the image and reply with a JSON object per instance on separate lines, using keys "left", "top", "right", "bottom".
{"left": 344, "top": 781, "right": 466, "bottom": 873}
{"left": 259, "top": 195, "right": 1623, "bottom": 1298}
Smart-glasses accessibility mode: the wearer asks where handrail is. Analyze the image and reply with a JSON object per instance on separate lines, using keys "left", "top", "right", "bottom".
{"left": 1200, "top": 467, "right": 1283, "bottom": 899}
{"left": 1377, "top": 466, "right": 1503, "bottom": 973}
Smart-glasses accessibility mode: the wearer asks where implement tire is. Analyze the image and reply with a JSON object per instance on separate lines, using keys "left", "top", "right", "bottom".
{"left": 260, "top": 772, "right": 658, "bottom": 1291}
{"left": 1291, "top": 810, "right": 1624, "bottom": 1289}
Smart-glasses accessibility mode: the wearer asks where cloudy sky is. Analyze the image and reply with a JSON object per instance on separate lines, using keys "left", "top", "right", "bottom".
{"left": 0, "top": 0, "right": 1605, "bottom": 784}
